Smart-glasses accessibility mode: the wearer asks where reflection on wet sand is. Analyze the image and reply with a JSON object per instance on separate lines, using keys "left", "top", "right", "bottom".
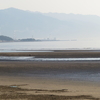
{"left": 0, "top": 51, "right": 100, "bottom": 99}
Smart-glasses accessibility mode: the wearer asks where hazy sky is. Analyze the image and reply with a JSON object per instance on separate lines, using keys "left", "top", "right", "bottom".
{"left": 0, "top": 0, "right": 100, "bottom": 16}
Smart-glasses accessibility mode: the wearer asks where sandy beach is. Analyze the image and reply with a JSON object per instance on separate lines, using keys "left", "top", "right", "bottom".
{"left": 0, "top": 50, "right": 100, "bottom": 100}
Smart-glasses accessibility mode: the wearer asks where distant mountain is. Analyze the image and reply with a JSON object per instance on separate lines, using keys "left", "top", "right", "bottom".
{"left": 0, "top": 35, "right": 13, "bottom": 42}
{"left": 0, "top": 8, "right": 100, "bottom": 40}
{"left": 44, "top": 13, "right": 100, "bottom": 40}
{"left": 43, "top": 13, "right": 100, "bottom": 23}
{"left": 0, "top": 8, "right": 66, "bottom": 39}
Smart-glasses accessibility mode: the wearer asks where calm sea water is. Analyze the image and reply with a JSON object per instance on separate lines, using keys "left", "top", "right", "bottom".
{"left": 0, "top": 40, "right": 100, "bottom": 52}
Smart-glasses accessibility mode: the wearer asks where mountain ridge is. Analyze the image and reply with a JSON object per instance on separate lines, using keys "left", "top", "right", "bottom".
{"left": 0, "top": 8, "right": 100, "bottom": 40}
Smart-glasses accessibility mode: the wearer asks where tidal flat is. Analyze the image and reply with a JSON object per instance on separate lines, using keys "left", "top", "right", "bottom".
{"left": 0, "top": 50, "right": 100, "bottom": 100}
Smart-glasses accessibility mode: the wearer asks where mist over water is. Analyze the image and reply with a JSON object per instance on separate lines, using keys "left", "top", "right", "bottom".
{"left": 0, "top": 40, "right": 100, "bottom": 52}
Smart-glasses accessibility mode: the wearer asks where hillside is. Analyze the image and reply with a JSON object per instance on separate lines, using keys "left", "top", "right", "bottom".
{"left": 0, "top": 8, "right": 100, "bottom": 40}
{"left": 0, "top": 8, "right": 65, "bottom": 39}
{"left": 0, "top": 35, "right": 13, "bottom": 42}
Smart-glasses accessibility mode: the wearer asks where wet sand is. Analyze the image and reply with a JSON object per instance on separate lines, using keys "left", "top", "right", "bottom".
{"left": 0, "top": 50, "right": 100, "bottom": 58}
{"left": 0, "top": 51, "right": 100, "bottom": 99}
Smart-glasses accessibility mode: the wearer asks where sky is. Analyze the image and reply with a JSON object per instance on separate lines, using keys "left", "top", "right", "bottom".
{"left": 0, "top": 0, "right": 100, "bottom": 16}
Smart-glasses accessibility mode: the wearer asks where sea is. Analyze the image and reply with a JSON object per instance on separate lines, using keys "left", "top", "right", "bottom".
{"left": 0, "top": 40, "right": 100, "bottom": 52}
{"left": 0, "top": 40, "right": 100, "bottom": 83}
